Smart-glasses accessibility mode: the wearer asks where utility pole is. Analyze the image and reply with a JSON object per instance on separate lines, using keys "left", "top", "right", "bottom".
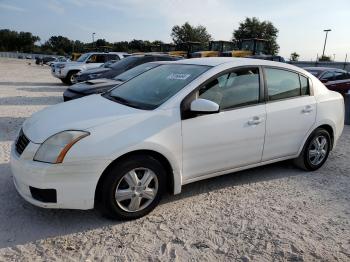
{"left": 322, "top": 29, "right": 331, "bottom": 58}
{"left": 92, "top": 32, "right": 96, "bottom": 49}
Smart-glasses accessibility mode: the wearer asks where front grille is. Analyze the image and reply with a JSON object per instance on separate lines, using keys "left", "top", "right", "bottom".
{"left": 15, "top": 129, "right": 30, "bottom": 155}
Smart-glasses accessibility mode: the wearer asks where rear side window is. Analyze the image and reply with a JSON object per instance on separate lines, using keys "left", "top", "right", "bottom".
{"left": 107, "top": 54, "right": 120, "bottom": 61}
{"left": 300, "top": 75, "right": 309, "bottom": 95}
{"left": 265, "top": 68, "right": 301, "bottom": 101}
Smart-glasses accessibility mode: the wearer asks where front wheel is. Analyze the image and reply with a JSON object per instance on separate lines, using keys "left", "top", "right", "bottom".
{"left": 97, "top": 155, "right": 166, "bottom": 220}
{"left": 294, "top": 128, "right": 331, "bottom": 171}
{"left": 64, "top": 71, "right": 79, "bottom": 85}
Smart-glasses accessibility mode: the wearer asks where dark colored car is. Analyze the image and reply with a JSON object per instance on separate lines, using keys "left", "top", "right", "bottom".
{"left": 35, "top": 56, "right": 56, "bottom": 65}
{"left": 75, "top": 54, "right": 180, "bottom": 82}
{"left": 304, "top": 67, "right": 350, "bottom": 94}
{"left": 63, "top": 62, "right": 166, "bottom": 101}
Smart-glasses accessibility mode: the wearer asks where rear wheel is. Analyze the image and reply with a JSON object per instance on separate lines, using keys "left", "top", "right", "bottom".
{"left": 97, "top": 155, "right": 166, "bottom": 220}
{"left": 294, "top": 128, "right": 331, "bottom": 171}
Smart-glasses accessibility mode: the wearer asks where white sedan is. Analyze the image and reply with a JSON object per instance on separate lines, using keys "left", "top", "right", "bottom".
{"left": 11, "top": 58, "right": 344, "bottom": 219}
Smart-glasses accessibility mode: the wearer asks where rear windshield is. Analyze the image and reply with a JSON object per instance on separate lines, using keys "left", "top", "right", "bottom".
{"left": 106, "top": 64, "right": 210, "bottom": 110}
{"left": 305, "top": 69, "right": 322, "bottom": 77}
{"left": 114, "top": 63, "right": 160, "bottom": 82}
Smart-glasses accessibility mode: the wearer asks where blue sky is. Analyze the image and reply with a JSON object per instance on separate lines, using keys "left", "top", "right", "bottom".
{"left": 0, "top": 0, "right": 349, "bottom": 60}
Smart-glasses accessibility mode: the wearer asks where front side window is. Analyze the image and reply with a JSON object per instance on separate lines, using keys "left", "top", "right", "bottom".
{"left": 334, "top": 71, "right": 348, "bottom": 81}
{"left": 106, "top": 64, "right": 209, "bottom": 109}
{"left": 265, "top": 68, "right": 301, "bottom": 101}
{"left": 199, "top": 68, "right": 260, "bottom": 110}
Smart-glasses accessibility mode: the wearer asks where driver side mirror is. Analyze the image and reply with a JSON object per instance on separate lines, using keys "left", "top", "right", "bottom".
{"left": 190, "top": 99, "right": 220, "bottom": 114}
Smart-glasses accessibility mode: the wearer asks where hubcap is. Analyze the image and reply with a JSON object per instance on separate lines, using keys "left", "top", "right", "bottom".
{"left": 308, "top": 135, "right": 328, "bottom": 166}
{"left": 71, "top": 74, "right": 77, "bottom": 84}
{"left": 115, "top": 168, "right": 158, "bottom": 212}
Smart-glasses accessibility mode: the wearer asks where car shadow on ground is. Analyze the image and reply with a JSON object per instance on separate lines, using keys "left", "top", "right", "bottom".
{"left": 16, "top": 87, "right": 67, "bottom": 93}
{"left": 0, "top": 117, "right": 27, "bottom": 142}
{"left": 0, "top": 82, "right": 63, "bottom": 87}
{"left": 0, "top": 160, "right": 306, "bottom": 249}
{"left": 0, "top": 96, "right": 62, "bottom": 106}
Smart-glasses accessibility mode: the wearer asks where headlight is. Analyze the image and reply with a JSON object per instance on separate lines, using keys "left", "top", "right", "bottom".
{"left": 34, "top": 131, "right": 89, "bottom": 164}
{"left": 88, "top": 73, "right": 102, "bottom": 79}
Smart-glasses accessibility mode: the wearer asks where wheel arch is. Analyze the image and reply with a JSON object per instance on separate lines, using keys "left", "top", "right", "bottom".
{"left": 94, "top": 149, "right": 176, "bottom": 206}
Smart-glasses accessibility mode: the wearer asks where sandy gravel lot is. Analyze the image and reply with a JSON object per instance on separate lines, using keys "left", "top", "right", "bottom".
{"left": 0, "top": 58, "right": 349, "bottom": 261}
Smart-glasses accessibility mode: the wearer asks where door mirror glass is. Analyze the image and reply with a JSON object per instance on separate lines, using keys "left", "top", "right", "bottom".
{"left": 190, "top": 99, "right": 219, "bottom": 113}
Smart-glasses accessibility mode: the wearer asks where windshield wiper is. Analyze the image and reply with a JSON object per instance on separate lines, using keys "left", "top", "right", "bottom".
{"left": 104, "top": 94, "right": 142, "bottom": 109}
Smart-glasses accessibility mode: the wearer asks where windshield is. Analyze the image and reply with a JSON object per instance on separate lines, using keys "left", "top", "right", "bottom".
{"left": 106, "top": 64, "right": 210, "bottom": 110}
{"left": 76, "top": 53, "right": 90, "bottom": 62}
{"left": 113, "top": 63, "right": 160, "bottom": 82}
{"left": 110, "top": 56, "right": 141, "bottom": 69}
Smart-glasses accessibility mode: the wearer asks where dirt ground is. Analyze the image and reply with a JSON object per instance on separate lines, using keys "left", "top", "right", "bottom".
{"left": 0, "top": 58, "right": 349, "bottom": 261}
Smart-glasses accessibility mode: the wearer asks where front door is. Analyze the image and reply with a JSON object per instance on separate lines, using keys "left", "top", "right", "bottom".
{"left": 181, "top": 67, "right": 266, "bottom": 181}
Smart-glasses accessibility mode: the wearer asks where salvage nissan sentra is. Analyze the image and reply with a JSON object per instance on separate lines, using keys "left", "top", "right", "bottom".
{"left": 11, "top": 58, "right": 344, "bottom": 219}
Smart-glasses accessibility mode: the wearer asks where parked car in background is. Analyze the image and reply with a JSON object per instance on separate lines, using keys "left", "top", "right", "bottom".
{"left": 47, "top": 56, "right": 70, "bottom": 66}
{"left": 63, "top": 62, "right": 167, "bottom": 101}
{"left": 75, "top": 54, "right": 181, "bottom": 82}
{"left": 11, "top": 58, "right": 344, "bottom": 220}
{"left": 51, "top": 52, "right": 128, "bottom": 85}
{"left": 35, "top": 56, "right": 56, "bottom": 65}
{"left": 304, "top": 67, "right": 350, "bottom": 94}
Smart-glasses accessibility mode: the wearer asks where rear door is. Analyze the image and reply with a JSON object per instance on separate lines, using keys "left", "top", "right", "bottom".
{"left": 262, "top": 67, "right": 316, "bottom": 161}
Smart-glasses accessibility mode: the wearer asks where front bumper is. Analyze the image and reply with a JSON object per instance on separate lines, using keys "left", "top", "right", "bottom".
{"left": 10, "top": 140, "right": 110, "bottom": 210}
{"left": 51, "top": 67, "right": 66, "bottom": 79}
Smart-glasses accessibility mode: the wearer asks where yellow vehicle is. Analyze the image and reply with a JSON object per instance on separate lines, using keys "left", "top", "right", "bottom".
{"left": 70, "top": 52, "right": 82, "bottom": 61}
{"left": 221, "top": 38, "right": 267, "bottom": 57}
{"left": 168, "top": 41, "right": 203, "bottom": 58}
{"left": 191, "top": 40, "right": 236, "bottom": 58}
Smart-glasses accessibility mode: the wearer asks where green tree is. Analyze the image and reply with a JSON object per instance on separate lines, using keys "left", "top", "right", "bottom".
{"left": 171, "top": 22, "right": 212, "bottom": 44}
{"left": 233, "top": 17, "right": 279, "bottom": 55}
{"left": 319, "top": 55, "right": 331, "bottom": 62}
{"left": 290, "top": 52, "right": 300, "bottom": 61}
{"left": 113, "top": 41, "right": 129, "bottom": 52}
{"left": 0, "top": 29, "right": 40, "bottom": 52}
{"left": 42, "top": 36, "right": 73, "bottom": 54}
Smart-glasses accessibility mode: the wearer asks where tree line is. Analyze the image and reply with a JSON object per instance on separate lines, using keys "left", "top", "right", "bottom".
{"left": 0, "top": 17, "right": 280, "bottom": 55}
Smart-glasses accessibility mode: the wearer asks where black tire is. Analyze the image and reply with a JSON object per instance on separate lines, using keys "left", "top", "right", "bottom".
{"left": 97, "top": 155, "right": 166, "bottom": 220}
{"left": 294, "top": 128, "right": 331, "bottom": 171}
{"left": 64, "top": 71, "right": 79, "bottom": 85}
{"left": 60, "top": 78, "right": 70, "bottom": 84}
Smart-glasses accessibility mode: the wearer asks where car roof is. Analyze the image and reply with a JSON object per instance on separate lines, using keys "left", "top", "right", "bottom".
{"left": 303, "top": 67, "right": 340, "bottom": 71}
{"left": 172, "top": 57, "right": 300, "bottom": 70}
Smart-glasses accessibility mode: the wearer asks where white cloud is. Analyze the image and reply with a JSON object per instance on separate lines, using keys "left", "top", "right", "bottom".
{"left": 46, "top": 0, "right": 65, "bottom": 14}
{"left": 0, "top": 3, "right": 26, "bottom": 12}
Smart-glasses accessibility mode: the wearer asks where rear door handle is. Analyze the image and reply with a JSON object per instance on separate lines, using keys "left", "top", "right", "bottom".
{"left": 302, "top": 105, "right": 313, "bottom": 113}
{"left": 248, "top": 116, "right": 263, "bottom": 125}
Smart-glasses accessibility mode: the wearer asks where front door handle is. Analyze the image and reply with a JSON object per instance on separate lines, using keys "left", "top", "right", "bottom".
{"left": 248, "top": 116, "right": 263, "bottom": 125}
{"left": 302, "top": 105, "right": 313, "bottom": 113}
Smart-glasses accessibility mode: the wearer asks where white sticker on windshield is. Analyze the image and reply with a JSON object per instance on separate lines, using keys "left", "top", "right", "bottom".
{"left": 167, "top": 73, "right": 191, "bottom": 80}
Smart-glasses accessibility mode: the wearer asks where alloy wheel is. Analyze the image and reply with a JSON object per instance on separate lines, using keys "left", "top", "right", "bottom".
{"left": 308, "top": 135, "right": 328, "bottom": 166}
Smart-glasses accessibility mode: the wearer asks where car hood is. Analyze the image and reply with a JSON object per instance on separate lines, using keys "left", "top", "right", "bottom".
{"left": 69, "top": 78, "right": 123, "bottom": 93}
{"left": 55, "top": 61, "right": 82, "bottom": 67}
{"left": 23, "top": 94, "right": 141, "bottom": 143}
